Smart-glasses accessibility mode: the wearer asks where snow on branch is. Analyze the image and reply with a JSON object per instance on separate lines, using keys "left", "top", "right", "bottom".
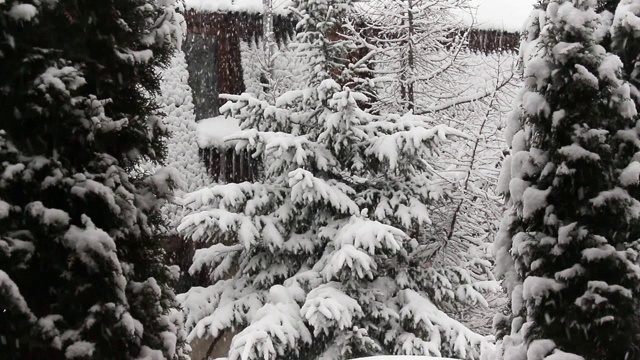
{"left": 0, "top": 270, "right": 36, "bottom": 324}
{"left": 229, "top": 285, "right": 312, "bottom": 360}
{"left": 301, "top": 282, "right": 364, "bottom": 336}
{"left": 394, "top": 289, "right": 491, "bottom": 359}
{"left": 289, "top": 169, "right": 359, "bottom": 215}
{"left": 367, "top": 122, "right": 468, "bottom": 170}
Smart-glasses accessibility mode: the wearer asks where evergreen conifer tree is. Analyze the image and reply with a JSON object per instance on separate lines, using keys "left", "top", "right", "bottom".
{"left": 611, "top": 0, "right": 640, "bottom": 88}
{"left": 493, "top": 0, "right": 640, "bottom": 358}
{"left": 178, "top": 0, "right": 494, "bottom": 359}
{"left": 0, "top": 0, "right": 188, "bottom": 358}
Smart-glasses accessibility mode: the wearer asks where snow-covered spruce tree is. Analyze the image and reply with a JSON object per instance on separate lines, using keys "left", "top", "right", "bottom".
{"left": 492, "top": 0, "right": 640, "bottom": 358}
{"left": 178, "top": 0, "right": 493, "bottom": 359}
{"left": 0, "top": 0, "right": 188, "bottom": 359}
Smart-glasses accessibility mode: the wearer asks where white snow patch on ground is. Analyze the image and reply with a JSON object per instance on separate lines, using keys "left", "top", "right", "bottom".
{"left": 197, "top": 116, "right": 242, "bottom": 148}
{"left": 352, "top": 357, "right": 460, "bottom": 360}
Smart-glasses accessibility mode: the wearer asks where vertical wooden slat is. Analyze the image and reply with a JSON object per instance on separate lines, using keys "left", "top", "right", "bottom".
{"left": 225, "top": 148, "right": 234, "bottom": 183}
{"left": 210, "top": 148, "right": 219, "bottom": 182}
{"left": 239, "top": 151, "right": 243, "bottom": 182}
{"left": 232, "top": 150, "right": 238, "bottom": 182}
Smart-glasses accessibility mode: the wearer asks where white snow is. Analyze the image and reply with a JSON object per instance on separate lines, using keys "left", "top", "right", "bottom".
{"left": 367, "top": 123, "right": 467, "bottom": 171}
{"left": 511, "top": 130, "right": 527, "bottom": 153}
{"left": 526, "top": 339, "right": 556, "bottom": 360}
{"left": 613, "top": 0, "right": 640, "bottom": 34}
{"left": 590, "top": 188, "right": 640, "bottom": 220}
{"left": 2, "top": 163, "right": 24, "bottom": 180}
{"left": 612, "top": 82, "right": 637, "bottom": 119}
{"left": 524, "top": 57, "right": 551, "bottom": 91}
{"left": 301, "top": 283, "right": 363, "bottom": 335}
{"left": 509, "top": 178, "right": 531, "bottom": 203}
{"left": 143, "top": 3, "right": 185, "bottom": 50}
{"left": 582, "top": 247, "right": 613, "bottom": 264}
{"left": 185, "top": 0, "right": 293, "bottom": 15}
{"left": 573, "top": 64, "right": 599, "bottom": 89}
{"left": 510, "top": 150, "right": 534, "bottom": 179}
{"left": 496, "top": 156, "right": 512, "bottom": 195}
{"left": 397, "top": 289, "right": 491, "bottom": 358}
{"left": 137, "top": 346, "right": 165, "bottom": 360}
{"left": 196, "top": 115, "right": 242, "bottom": 148}
{"left": 552, "top": 110, "right": 566, "bottom": 128}
{"left": 552, "top": 42, "right": 583, "bottom": 65}
{"left": 621, "top": 161, "right": 640, "bottom": 186}
{"left": 174, "top": 1, "right": 517, "bottom": 356}
{"left": 231, "top": 297, "right": 311, "bottom": 360}
{"left": 35, "top": 66, "right": 86, "bottom": 97}
{"left": 555, "top": 264, "right": 586, "bottom": 281}
{"left": 544, "top": 350, "right": 585, "bottom": 360}
{"left": 26, "top": 201, "right": 70, "bottom": 227}
{"left": 65, "top": 341, "right": 96, "bottom": 359}
{"left": 116, "top": 49, "right": 154, "bottom": 64}
{"left": 555, "top": 0, "right": 600, "bottom": 38}
{"left": 557, "top": 222, "right": 577, "bottom": 245}
{"left": 522, "top": 276, "right": 564, "bottom": 301}
{"left": 352, "top": 357, "right": 460, "bottom": 360}
{"left": 8, "top": 3, "right": 37, "bottom": 21}
{"left": 522, "top": 92, "right": 551, "bottom": 118}
{"left": 597, "top": 54, "right": 623, "bottom": 83}
{"left": 0, "top": 270, "right": 36, "bottom": 322}
{"left": 522, "top": 187, "right": 551, "bottom": 219}
{"left": 326, "top": 216, "right": 404, "bottom": 256}
{"left": 0, "top": 200, "right": 9, "bottom": 219}
{"left": 62, "top": 215, "right": 127, "bottom": 303}
{"left": 558, "top": 144, "right": 601, "bottom": 162}
{"left": 288, "top": 169, "right": 360, "bottom": 215}
{"left": 511, "top": 284, "right": 524, "bottom": 314}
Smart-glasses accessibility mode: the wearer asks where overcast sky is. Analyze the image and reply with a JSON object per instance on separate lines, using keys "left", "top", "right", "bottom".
{"left": 466, "top": 0, "right": 536, "bottom": 31}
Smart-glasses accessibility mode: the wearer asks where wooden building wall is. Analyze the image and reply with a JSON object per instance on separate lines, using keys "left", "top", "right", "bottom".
{"left": 183, "top": 10, "right": 295, "bottom": 118}
{"left": 180, "top": 10, "right": 294, "bottom": 184}
{"left": 199, "top": 147, "right": 260, "bottom": 183}
{"left": 462, "top": 28, "right": 520, "bottom": 53}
